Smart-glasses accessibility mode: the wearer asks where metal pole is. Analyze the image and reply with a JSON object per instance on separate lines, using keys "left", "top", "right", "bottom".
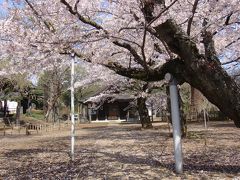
{"left": 203, "top": 109, "right": 207, "bottom": 129}
{"left": 165, "top": 73, "right": 183, "bottom": 173}
{"left": 71, "top": 53, "right": 75, "bottom": 161}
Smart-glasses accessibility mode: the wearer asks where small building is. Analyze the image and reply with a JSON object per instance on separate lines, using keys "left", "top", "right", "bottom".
{"left": 76, "top": 84, "right": 168, "bottom": 123}
{"left": 0, "top": 100, "right": 18, "bottom": 114}
{"left": 79, "top": 94, "right": 140, "bottom": 122}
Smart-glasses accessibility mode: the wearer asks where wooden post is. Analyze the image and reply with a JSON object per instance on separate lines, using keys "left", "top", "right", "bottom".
{"left": 26, "top": 124, "right": 29, "bottom": 135}
{"left": 3, "top": 125, "right": 5, "bottom": 136}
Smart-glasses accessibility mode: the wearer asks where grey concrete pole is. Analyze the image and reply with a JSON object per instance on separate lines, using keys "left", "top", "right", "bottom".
{"left": 165, "top": 73, "right": 183, "bottom": 173}
{"left": 70, "top": 53, "right": 75, "bottom": 161}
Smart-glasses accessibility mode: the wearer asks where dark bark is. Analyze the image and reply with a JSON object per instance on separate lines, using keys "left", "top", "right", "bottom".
{"left": 187, "top": 0, "right": 200, "bottom": 117}
{"left": 137, "top": 97, "right": 153, "bottom": 129}
{"left": 105, "top": 20, "right": 240, "bottom": 127}
{"left": 154, "top": 20, "right": 240, "bottom": 127}
{"left": 21, "top": 98, "right": 29, "bottom": 114}
{"left": 166, "top": 85, "right": 171, "bottom": 123}
{"left": 105, "top": 58, "right": 186, "bottom": 82}
{"left": 141, "top": 0, "right": 155, "bottom": 22}
{"left": 3, "top": 99, "right": 7, "bottom": 117}
{"left": 178, "top": 90, "right": 187, "bottom": 137}
{"left": 16, "top": 100, "right": 21, "bottom": 125}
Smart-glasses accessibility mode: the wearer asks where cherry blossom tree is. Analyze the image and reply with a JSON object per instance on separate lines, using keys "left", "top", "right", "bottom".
{"left": 1, "top": 0, "right": 240, "bottom": 127}
{"left": 59, "top": 0, "right": 240, "bottom": 127}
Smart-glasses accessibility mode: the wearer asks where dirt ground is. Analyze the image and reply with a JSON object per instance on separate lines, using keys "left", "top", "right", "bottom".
{"left": 0, "top": 121, "right": 240, "bottom": 180}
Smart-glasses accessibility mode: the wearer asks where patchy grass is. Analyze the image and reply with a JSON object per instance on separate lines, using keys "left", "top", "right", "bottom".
{"left": 20, "top": 109, "right": 45, "bottom": 123}
{"left": 27, "top": 109, "right": 45, "bottom": 120}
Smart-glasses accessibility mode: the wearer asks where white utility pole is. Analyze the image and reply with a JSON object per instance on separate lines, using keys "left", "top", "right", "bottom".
{"left": 203, "top": 109, "right": 207, "bottom": 129}
{"left": 70, "top": 52, "right": 75, "bottom": 161}
{"left": 165, "top": 73, "right": 183, "bottom": 174}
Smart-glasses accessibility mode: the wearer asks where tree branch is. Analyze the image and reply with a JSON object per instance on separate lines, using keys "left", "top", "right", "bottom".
{"left": 202, "top": 18, "right": 220, "bottom": 64}
{"left": 118, "top": 26, "right": 144, "bottom": 33}
{"left": 147, "top": 0, "right": 178, "bottom": 26}
{"left": 141, "top": 26, "right": 147, "bottom": 64}
{"left": 24, "top": 0, "right": 56, "bottom": 33}
{"left": 222, "top": 57, "right": 240, "bottom": 65}
{"left": 60, "top": 0, "right": 105, "bottom": 31}
{"left": 225, "top": 11, "right": 233, "bottom": 25}
{"left": 110, "top": 36, "right": 141, "bottom": 48}
{"left": 153, "top": 19, "right": 201, "bottom": 64}
{"left": 112, "top": 40, "right": 148, "bottom": 70}
{"left": 104, "top": 58, "right": 185, "bottom": 82}
{"left": 225, "top": 37, "right": 240, "bottom": 49}
{"left": 74, "top": 0, "right": 80, "bottom": 12}
{"left": 187, "top": 0, "right": 199, "bottom": 36}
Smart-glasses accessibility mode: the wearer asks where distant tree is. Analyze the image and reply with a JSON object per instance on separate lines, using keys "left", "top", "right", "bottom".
{"left": 0, "top": 77, "right": 15, "bottom": 117}
{"left": 0, "top": 73, "right": 32, "bottom": 126}
{"left": 38, "top": 64, "right": 69, "bottom": 122}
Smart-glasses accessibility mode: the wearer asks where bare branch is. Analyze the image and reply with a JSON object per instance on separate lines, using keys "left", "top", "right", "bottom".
{"left": 222, "top": 57, "right": 240, "bottom": 65}
{"left": 60, "top": 0, "right": 105, "bottom": 31}
{"left": 225, "top": 37, "right": 240, "bottom": 49}
{"left": 119, "top": 26, "right": 144, "bottom": 33}
{"left": 104, "top": 58, "right": 185, "bottom": 82}
{"left": 202, "top": 19, "right": 220, "bottom": 64}
{"left": 74, "top": 0, "right": 80, "bottom": 12}
{"left": 110, "top": 36, "right": 141, "bottom": 48}
{"left": 187, "top": 0, "right": 199, "bottom": 36}
{"left": 225, "top": 11, "right": 233, "bottom": 25}
{"left": 24, "top": 0, "right": 56, "bottom": 33}
{"left": 141, "top": 25, "right": 147, "bottom": 63}
{"left": 112, "top": 40, "right": 148, "bottom": 69}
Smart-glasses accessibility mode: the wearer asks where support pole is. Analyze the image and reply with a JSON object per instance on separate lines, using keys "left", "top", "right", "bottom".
{"left": 70, "top": 53, "right": 75, "bottom": 161}
{"left": 203, "top": 109, "right": 207, "bottom": 129}
{"left": 165, "top": 73, "right": 183, "bottom": 173}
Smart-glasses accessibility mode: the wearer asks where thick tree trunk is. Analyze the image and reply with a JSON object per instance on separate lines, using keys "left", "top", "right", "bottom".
{"left": 137, "top": 97, "right": 153, "bottom": 129}
{"left": 111, "top": 20, "right": 240, "bottom": 127}
{"left": 154, "top": 19, "right": 240, "bottom": 127}
{"left": 45, "top": 105, "right": 54, "bottom": 122}
{"left": 178, "top": 91, "right": 187, "bottom": 137}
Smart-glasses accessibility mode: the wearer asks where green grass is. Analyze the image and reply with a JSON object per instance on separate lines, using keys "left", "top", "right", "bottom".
{"left": 25, "top": 109, "right": 45, "bottom": 120}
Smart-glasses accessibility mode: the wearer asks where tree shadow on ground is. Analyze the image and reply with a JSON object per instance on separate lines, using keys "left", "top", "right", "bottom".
{"left": 1, "top": 122, "right": 240, "bottom": 179}
{"left": 1, "top": 145, "right": 240, "bottom": 179}
{"left": 99, "top": 150, "right": 240, "bottom": 174}
{"left": 210, "top": 122, "right": 236, "bottom": 128}
{"left": 1, "top": 146, "right": 166, "bottom": 179}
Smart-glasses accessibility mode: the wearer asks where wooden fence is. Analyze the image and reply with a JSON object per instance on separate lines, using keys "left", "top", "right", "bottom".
{"left": 1, "top": 122, "right": 71, "bottom": 136}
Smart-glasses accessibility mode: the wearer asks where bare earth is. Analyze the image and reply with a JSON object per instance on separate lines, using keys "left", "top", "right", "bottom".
{"left": 0, "top": 121, "right": 240, "bottom": 179}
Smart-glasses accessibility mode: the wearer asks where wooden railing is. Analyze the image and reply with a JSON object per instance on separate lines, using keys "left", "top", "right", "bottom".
{"left": 1, "top": 122, "right": 71, "bottom": 136}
